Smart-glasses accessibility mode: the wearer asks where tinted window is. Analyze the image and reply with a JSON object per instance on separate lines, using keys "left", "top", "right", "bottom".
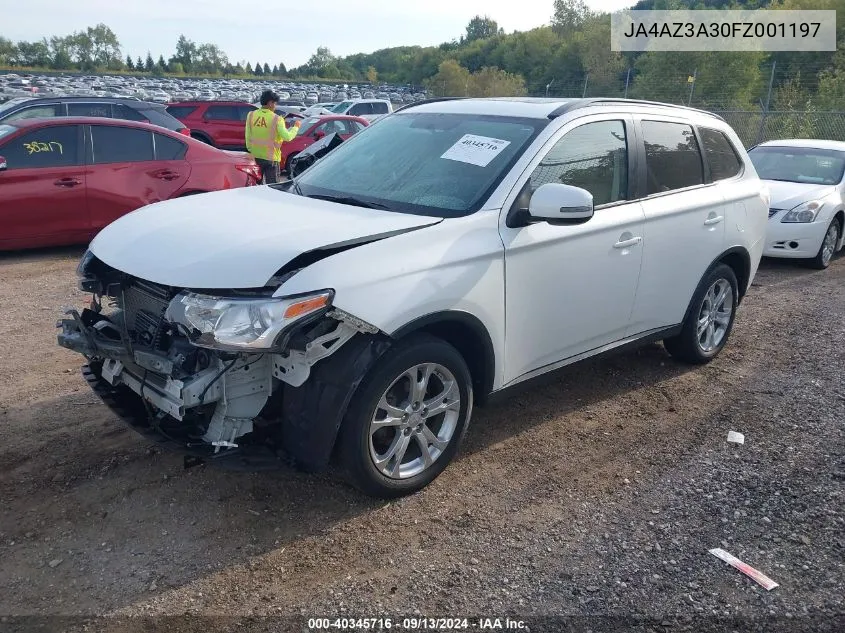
{"left": 530, "top": 120, "right": 628, "bottom": 207}
{"left": 4, "top": 105, "right": 60, "bottom": 122}
{"left": 348, "top": 103, "right": 371, "bottom": 116}
{"left": 144, "top": 109, "right": 181, "bottom": 131}
{"left": 237, "top": 105, "right": 257, "bottom": 122}
{"left": 112, "top": 104, "right": 147, "bottom": 122}
{"left": 67, "top": 103, "right": 111, "bottom": 118}
{"left": 91, "top": 125, "right": 154, "bottom": 163}
{"left": 641, "top": 121, "right": 704, "bottom": 194}
{"left": 699, "top": 127, "right": 742, "bottom": 181}
{"left": 0, "top": 125, "right": 79, "bottom": 169}
{"left": 371, "top": 102, "right": 389, "bottom": 114}
{"left": 204, "top": 105, "right": 238, "bottom": 120}
{"left": 166, "top": 105, "right": 198, "bottom": 119}
{"left": 154, "top": 133, "right": 186, "bottom": 160}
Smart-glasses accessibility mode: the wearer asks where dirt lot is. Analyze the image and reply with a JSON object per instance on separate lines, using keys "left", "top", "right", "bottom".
{"left": 0, "top": 247, "right": 842, "bottom": 633}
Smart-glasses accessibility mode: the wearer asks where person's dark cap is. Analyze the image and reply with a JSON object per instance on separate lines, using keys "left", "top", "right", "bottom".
{"left": 260, "top": 90, "right": 280, "bottom": 106}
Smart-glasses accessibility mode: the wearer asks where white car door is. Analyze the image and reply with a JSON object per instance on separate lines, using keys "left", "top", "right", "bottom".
{"left": 627, "top": 117, "right": 727, "bottom": 334}
{"left": 500, "top": 115, "right": 646, "bottom": 385}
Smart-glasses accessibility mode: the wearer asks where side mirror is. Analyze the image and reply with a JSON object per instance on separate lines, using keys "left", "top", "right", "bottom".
{"left": 313, "top": 130, "right": 325, "bottom": 140}
{"left": 0, "top": 156, "right": 6, "bottom": 171}
{"left": 527, "top": 183, "right": 594, "bottom": 225}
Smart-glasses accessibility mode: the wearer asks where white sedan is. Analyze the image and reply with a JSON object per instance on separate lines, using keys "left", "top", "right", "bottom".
{"left": 749, "top": 139, "right": 845, "bottom": 269}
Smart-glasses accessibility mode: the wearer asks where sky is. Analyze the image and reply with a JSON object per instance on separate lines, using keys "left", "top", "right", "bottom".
{"left": 2, "top": 0, "right": 633, "bottom": 68}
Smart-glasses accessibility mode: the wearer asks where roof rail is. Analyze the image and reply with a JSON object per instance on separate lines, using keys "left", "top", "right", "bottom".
{"left": 547, "top": 98, "right": 724, "bottom": 121}
{"left": 393, "top": 97, "right": 465, "bottom": 113}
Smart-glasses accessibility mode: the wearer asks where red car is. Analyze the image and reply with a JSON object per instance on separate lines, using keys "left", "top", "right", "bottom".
{"left": 281, "top": 114, "right": 369, "bottom": 173}
{"left": 0, "top": 117, "right": 261, "bottom": 250}
{"left": 165, "top": 101, "right": 257, "bottom": 150}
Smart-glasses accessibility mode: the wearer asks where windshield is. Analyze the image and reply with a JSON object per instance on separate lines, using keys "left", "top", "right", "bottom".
{"left": 749, "top": 146, "right": 845, "bottom": 185}
{"left": 294, "top": 112, "right": 545, "bottom": 217}
{"left": 331, "top": 101, "right": 353, "bottom": 113}
{"left": 297, "top": 117, "right": 320, "bottom": 134}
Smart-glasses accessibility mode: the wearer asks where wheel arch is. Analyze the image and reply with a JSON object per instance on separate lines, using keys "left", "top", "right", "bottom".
{"left": 714, "top": 246, "right": 752, "bottom": 300}
{"left": 190, "top": 130, "right": 214, "bottom": 145}
{"left": 390, "top": 311, "right": 496, "bottom": 405}
{"left": 833, "top": 209, "right": 845, "bottom": 249}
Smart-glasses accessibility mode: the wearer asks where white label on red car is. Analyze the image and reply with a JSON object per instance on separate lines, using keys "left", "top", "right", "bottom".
{"left": 441, "top": 134, "right": 511, "bottom": 167}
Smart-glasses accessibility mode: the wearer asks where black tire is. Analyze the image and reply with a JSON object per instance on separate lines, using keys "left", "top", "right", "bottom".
{"left": 808, "top": 218, "right": 840, "bottom": 270}
{"left": 664, "top": 263, "right": 739, "bottom": 364}
{"left": 337, "top": 334, "right": 473, "bottom": 498}
{"left": 284, "top": 152, "right": 299, "bottom": 175}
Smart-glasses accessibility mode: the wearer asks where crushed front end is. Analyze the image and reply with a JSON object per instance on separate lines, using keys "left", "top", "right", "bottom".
{"left": 58, "top": 251, "right": 381, "bottom": 469}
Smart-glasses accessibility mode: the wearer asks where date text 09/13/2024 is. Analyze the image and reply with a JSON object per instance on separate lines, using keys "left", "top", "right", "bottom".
{"left": 307, "top": 618, "right": 528, "bottom": 630}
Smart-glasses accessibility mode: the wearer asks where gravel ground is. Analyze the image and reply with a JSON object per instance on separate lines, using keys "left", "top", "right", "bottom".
{"left": 0, "top": 247, "right": 842, "bottom": 633}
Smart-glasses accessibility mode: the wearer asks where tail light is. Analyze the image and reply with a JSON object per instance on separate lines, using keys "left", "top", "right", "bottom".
{"left": 236, "top": 163, "right": 262, "bottom": 184}
{"left": 179, "top": 127, "right": 191, "bottom": 136}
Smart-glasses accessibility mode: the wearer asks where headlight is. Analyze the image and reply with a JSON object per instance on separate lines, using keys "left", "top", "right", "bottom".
{"left": 165, "top": 290, "right": 333, "bottom": 351}
{"left": 781, "top": 200, "right": 823, "bottom": 223}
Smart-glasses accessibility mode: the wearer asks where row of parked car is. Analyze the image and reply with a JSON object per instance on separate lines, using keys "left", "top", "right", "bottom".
{"left": 52, "top": 97, "right": 842, "bottom": 498}
{"left": 0, "top": 72, "right": 427, "bottom": 107}
{"left": 0, "top": 94, "right": 377, "bottom": 249}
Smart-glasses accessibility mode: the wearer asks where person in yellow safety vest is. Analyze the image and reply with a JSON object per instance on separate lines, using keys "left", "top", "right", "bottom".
{"left": 245, "top": 90, "right": 301, "bottom": 184}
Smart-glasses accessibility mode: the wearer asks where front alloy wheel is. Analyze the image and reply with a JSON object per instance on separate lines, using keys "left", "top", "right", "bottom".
{"left": 810, "top": 219, "right": 840, "bottom": 269}
{"left": 369, "top": 363, "right": 461, "bottom": 479}
{"left": 339, "top": 335, "right": 472, "bottom": 497}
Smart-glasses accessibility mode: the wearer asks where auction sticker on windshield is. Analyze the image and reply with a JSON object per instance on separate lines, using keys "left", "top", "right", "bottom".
{"left": 441, "top": 134, "right": 511, "bottom": 167}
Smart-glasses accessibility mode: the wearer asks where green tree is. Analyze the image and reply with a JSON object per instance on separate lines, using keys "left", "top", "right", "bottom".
{"left": 272, "top": 64, "right": 279, "bottom": 76}
{"left": 254, "top": 61, "right": 263, "bottom": 75}
{"left": 245, "top": 62, "right": 253, "bottom": 74}
{"left": 126, "top": 54, "right": 134, "bottom": 70}
{"left": 144, "top": 52, "right": 154, "bottom": 72}
{"left": 0, "top": 37, "right": 16, "bottom": 65}
{"left": 464, "top": 15, "right": 501, "bottom": 42}
{"left": 172, "top": 35, "right": 196, "bottom": 73}
{"left": 426, "top": 59, "right": 472, "bottom": 96}
{"left": 366, "top": 65, "right": 378, "bottom": 83}
{"left": 263, "top": 62, "right": 271, "bottom": 75}
{"left": 136, "top": 56, "right": 143, "bottom": 70}
{"left": 278, "top": 61, "right": 287, "bottom": 75}
{"left": 552, "top": 0, "right": 592, "bottom": 34}
{"left": 468, "top": 66, "right": 526, "bottom": 97}
{"left": 87, "top": 23, "right": 121, "bottom": 68}
{"left": 15, "top": 40, "right": 51, "bottom": 67}
{"left": 169, "top": 61, "right": 184, "bottom": 74}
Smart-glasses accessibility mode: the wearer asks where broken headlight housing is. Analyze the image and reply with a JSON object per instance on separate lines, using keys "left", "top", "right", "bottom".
{"left": 165, "top": 290, "right": 333, "bottom": 351}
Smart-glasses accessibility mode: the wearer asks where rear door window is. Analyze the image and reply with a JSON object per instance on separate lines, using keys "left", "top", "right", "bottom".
{"left": 370, "top": 102, "right": 389, "bottom": 114}
{"left": 67, "top": 102, "right": 112, "bottom": 118}
{"left": 204, "top": 105, "right": 238, "bottom": 121}
{"left": 0, "top": 125, "right": 80, "bottom": 169}
{"left": 91, "top": 125, "right": 154, "bottom": 164}
{"left": 348, "top": 103, "right": 372, "bottom": 116}
{"left": 641, "top": 120, "right": 704, "bottom": 194}
{"left": 699, "top": 127, "right": 743, "bottom": 181}
{"left": 237, "top": 105, "right": 257, "bottom": 122}
{"left": 153, "top": 132, "right": 187, "bottom": 160}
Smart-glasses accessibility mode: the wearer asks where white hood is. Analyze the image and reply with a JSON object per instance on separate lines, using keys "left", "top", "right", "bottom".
{"left": 764, "top": 180, "right": 837, "bottom": 211}
{"left": 90, "top": 186, "right": 440, "bottom": 289}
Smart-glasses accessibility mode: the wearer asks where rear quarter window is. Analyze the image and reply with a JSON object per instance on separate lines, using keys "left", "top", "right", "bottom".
{"left": 154, "top": 133, "right": 187, "bottom": 160}
{"left": 699, "top": 127, "right": 743, "bottom": 181}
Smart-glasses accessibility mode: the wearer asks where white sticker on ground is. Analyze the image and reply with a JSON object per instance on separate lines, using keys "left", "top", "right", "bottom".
{"left": 441, "top": 134, "right": 511, "bottom": 167}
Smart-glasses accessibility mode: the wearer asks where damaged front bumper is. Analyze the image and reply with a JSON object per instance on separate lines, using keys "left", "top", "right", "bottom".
{"left": 58, "top": 293, "right": 389, "bottom": 471}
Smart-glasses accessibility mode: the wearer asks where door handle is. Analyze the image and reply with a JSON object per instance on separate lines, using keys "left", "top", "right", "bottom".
{"left": 613, "top": 236, "right": 642, "bottom": 249}
{"left": 153, "top": 170, "right": 180, "bottom": 181}
{"left": 704, "top": 215, "right": 724, "bottom": 226}
{"left": 54, "top": 177, "right": 81, "bottom": 187}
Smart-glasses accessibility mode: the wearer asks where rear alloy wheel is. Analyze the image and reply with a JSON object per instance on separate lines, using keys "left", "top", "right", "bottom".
{"left": 664, "top": 263, "right": 738, "bottom": 364}
{"left": 809, "top": 219, "right": 840, "bottom": 269}
{"left": 338, "top": 335, "right": 472, "bottom": 498}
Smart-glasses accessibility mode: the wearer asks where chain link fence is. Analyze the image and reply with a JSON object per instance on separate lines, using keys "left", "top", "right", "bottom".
{"left": 713, "top": 111, "right": 845, "bottom": 148}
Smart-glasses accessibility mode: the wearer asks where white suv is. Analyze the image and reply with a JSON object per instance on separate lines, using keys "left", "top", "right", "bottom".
{"left": 58, "top": 98, "right": 768, "bottom": 497}
{"left": 330, "top": 98, "right": 392, "bottom": 122}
